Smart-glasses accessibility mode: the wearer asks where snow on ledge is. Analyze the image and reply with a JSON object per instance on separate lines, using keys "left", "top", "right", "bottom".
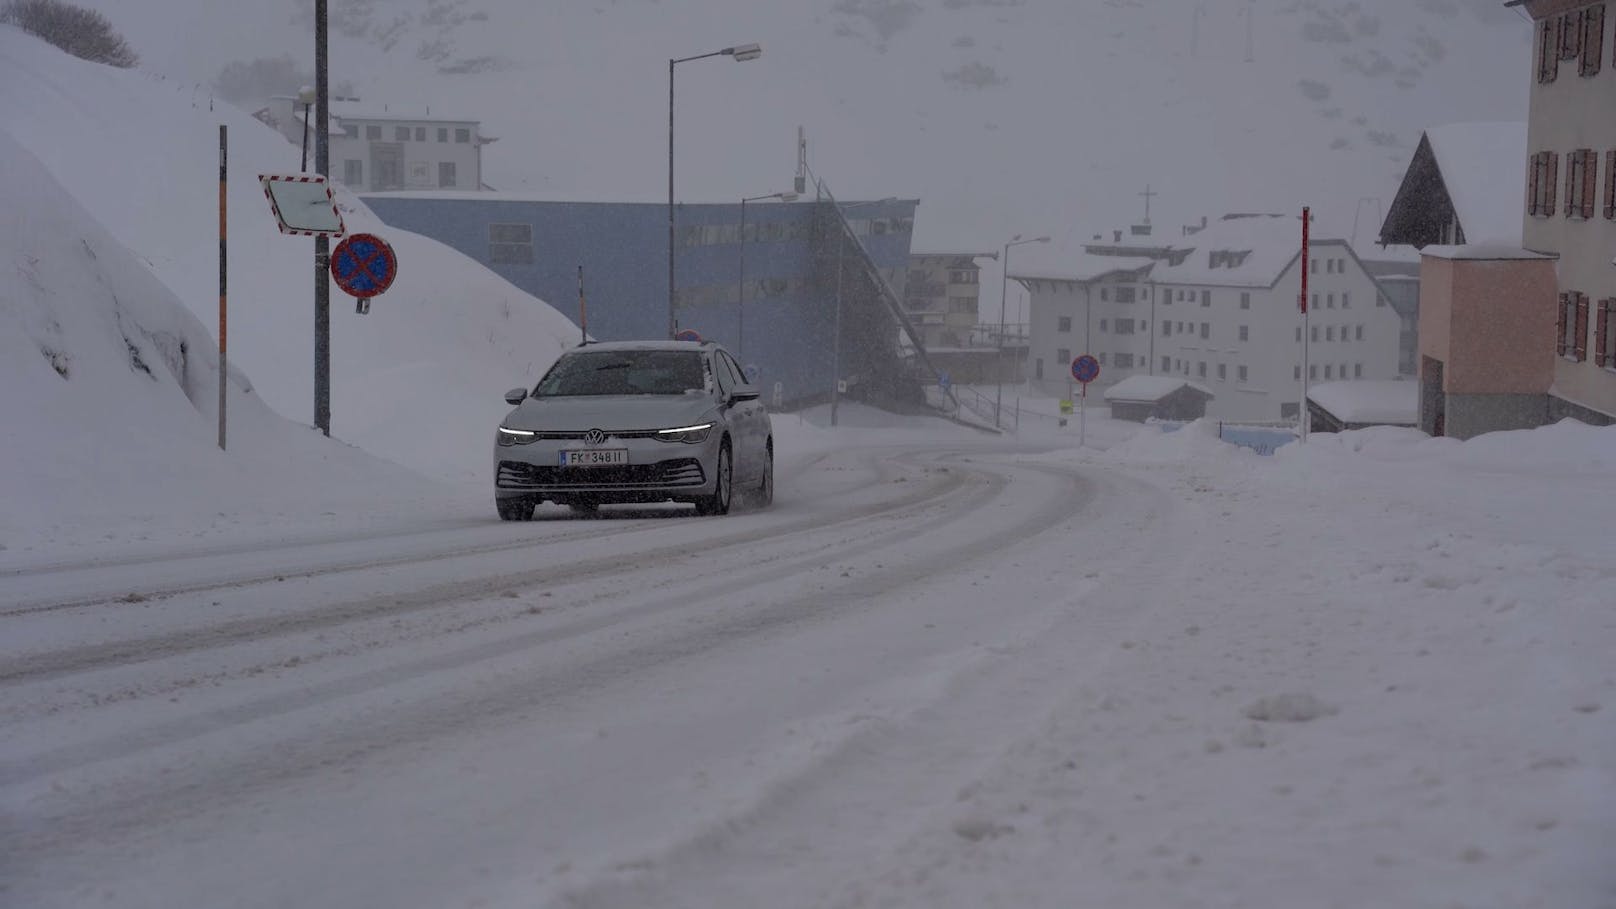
{"left": 1420, "top": 244, "right": 1557, "bottom": 261}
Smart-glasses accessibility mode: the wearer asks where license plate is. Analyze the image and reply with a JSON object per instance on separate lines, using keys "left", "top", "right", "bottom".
{"left": 559, "top": 449, "right": 628, "bottom": 467}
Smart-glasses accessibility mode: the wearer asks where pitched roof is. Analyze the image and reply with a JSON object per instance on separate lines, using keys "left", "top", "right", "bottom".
{"left": 1151, "top": 214, "right": 1312, "bottom": 288}
{"left": 1422, "top": 122, "right": 1527, "bottom": 245}
{"left": 1307, "top": 380, "right": 1418, "bottom": 424}
{"left": 1103, "top": 375, "right": 1215, "bottom": 403}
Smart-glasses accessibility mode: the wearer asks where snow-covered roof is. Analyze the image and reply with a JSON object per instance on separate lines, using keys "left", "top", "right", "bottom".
{"left": 1009, "top": 255, "right": 1157, "bottom": 284}
{"left": 911, "top": 250, "right": 998, "bottom": 260}
{"left": 1420, "top": 244, "right": 1557, "bottom": 261}
{"left": 1103, "top": 375, "right": 1215, "bottom": 403}
{"left": 1307, "top": 380, "right": 1419, "bottom": 424}
{"left": 1151, "top": 214, "right": 1311, "bottom": 288}
{"left": 328, "top": 99, "right": 477, "bottom": 124}
{"left": 1423, "top": 122, "right": 1527, "bottom": 246}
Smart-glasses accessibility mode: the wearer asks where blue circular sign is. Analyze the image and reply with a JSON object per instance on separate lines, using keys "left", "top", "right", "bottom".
{"left": 1071, "top": 354, "right": 1100, "bottom": 384}
{"left": 674, "top": 329, "right": 702, "bottom": 342}
{"left": 329, "top": 233, "right": 397, "bottom": 298}
{"left": 937, "top": 369, "right": 951, "bottom": 389}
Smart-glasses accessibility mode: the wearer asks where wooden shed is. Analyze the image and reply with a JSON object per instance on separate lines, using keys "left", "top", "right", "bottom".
{"left": 1103, "top": 376, "right": 1215, "bottom": 423}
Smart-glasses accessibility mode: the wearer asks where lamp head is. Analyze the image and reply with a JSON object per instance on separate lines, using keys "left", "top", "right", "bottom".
{"left": 726, "top": 43, "right": 763, "bottom": 61}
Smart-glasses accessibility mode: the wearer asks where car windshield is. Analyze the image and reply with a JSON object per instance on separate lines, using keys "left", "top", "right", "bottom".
{"left": 533, "top": 349, "right": 707, "bottom": 397}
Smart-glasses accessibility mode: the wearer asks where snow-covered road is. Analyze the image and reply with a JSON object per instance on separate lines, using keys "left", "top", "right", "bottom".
{"left": 3, "top": 441, "right": 1183, "bottom": 908}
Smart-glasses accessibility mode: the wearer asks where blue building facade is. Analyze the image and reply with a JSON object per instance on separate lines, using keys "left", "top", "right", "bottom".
{"left": 363, "top": 194, "right": 922, "bottom": 408}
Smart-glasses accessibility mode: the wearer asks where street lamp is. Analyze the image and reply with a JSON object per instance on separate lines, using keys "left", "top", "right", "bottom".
{"left": 668, "top": 42, "right": 762, "bottom": 339}
{"left": 738, "top": 190, "right": 798, "bottom": 360}
{"left": 297, "top": 85, "right": 315, "bottom": 171}
{"left": 827, "top": 195, "right": 899, "bottom": 427}
{"left": 996, "top": 234, "right": 1049, "bottom": 428}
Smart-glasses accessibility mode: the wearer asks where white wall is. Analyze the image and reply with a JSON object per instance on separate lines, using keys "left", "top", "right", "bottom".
{"left": 330, "top": 119, "right": 481, "bottom": 192}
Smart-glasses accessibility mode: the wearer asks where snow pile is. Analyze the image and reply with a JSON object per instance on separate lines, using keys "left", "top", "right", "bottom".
{"left": 1096, "top": 418, "right": 1260, "bottom": 466}
{"left": 0, "top": 26, "right": 581, "bottom": 481}
{"left": 0, "top": 130, "right": 429, "bottom": 547}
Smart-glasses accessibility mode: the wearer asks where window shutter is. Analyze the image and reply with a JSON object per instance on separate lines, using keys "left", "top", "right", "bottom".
{"left": 1540, "top": 18, "right": 1559, "bottom": 82}
{"left": 1574, "top": 293, "right": 1590, "bottom": 362}
{"left": 1582, "top": 150, "right": 1598, "bottom": 219}
{"left": 1606, "top": 149, "right": 1615, "bottom": 220}
{"left": 1584, "top": 4, "right": 1606, "bottom": 76}
{"left": 1528, "top": 153, "right": 1541, "bottom": 216}
{"left": 1557, "top": 293, "right": 1569, "bottom": 356}
{"left": 1597, "top": 299, "right": 1611, "bottom": 368}
{"left": 1565, "top": 152, "right": 1578, "bottom": 216}
{"left": 1546, "top": 152, "right": 1559, "bottom": 215}
{"left": 1561, "top": 11, "right": 1581, "bottom": 60}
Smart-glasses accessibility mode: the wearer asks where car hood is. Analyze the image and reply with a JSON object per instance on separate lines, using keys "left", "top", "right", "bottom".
{"left": 502, "top": 394, "right": 719, "bottom": 433}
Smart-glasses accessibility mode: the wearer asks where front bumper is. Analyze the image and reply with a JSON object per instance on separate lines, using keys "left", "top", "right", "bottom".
{"left": 493, "top": 432, "right": 718, "bottom": 502}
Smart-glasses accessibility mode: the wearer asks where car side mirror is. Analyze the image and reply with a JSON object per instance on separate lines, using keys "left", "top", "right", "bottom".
{"left": 504, "top": 387, "right": 528, "bottom": 405}
{"left": 730, "top": 386, "right": 761, "bottom": 402}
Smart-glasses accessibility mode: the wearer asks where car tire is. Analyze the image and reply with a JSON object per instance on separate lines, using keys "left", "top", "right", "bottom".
{"left": 750, "top": 443, "right": 774, "bottom": 508}
{"left": 497, "top": 496, "right": 535, "bottom": 522}
{"left": 694, "top": 440, "right": 732, "bottom": 516}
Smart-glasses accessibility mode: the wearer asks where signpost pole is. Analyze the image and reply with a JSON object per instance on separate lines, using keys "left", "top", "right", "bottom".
{"left": 313, "top": 0, "right": 331, "bottom": 436}
{"left": 1079, "top": 382, "right": 1086, "bottom": 448}
{"left": 218, "top": 124, "right": 227, "bottom": 451}
{"left": 1299, "top": 205, "right": 1310, "bottom": 443}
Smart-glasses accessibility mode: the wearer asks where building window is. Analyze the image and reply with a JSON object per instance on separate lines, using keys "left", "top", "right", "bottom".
{"left": 1115, "top": 353, "right": 1135, "bottom": 369}
{"left": 1309, "top": 365, "right": 1318, "bottom": 380}
{"left": 1098, "top": 353, "right": 1107, "bottom": 365}
{"left": 1215, "top": 363, "right": 1225, "bottom": 381}
{"left": 1057, "top": 316, "right": 1072, "bottom": 333}
{"left": 1162, "top": 321, "right": 1172, "bottom": 337}
{"left": 1529, "top": 151, "right": 1560, "bottom": 217}
{"left": 342, "top": 124, "right": 358, "bottom": 138}
{"left": 1355, "top": 363, "right": 1364, "bottom": 378}
{"left": 1558, "top": 292, "right": 1590, "bottom": 360}
{"left": 455, "top": 128, "right": 471, "bottom": 143}
{"left": 1056, "top": 348, "right": 1071, "bottom": 366}
{"left": 1311, "top": 326, "right": 1320, "bottom": 343}
{"left": 414, "top": 127, "right": 426, "bottom": 141}
{"left": 1566, "top": 148, "right": 1598, "bottom": 219}
{"left": 438, "top": 161, "right": 456, "bottom": 187}
{"left": 1342, "top": 292, "right": 1351, "bottom": 309}
{"left": 1326, "top": 326, "right": 1335, "bottom": 342}
{"left": 489, "top": 223, "right": 534, "bottom": 265}
{"left": 1597, "top": 299, "right": 1615, "bottom": 368}
{"left": 1355, "top": 325, "right": 1364, "bottom": 341}
{"left": 1099, "top": 318, "right": 1109, "bottom": 333}
{"left": 1114, "top": 286, "right": 1137, "bottom": 303}
{"left": 365, "top": 125, "right": 381, "bottom": 140}
{"left": 1197, "top": 361, "right": 1207, "bottom": 378}
{"left": 1238, "top": 325, "right": 1249, "bottom": 342}
{"left": 1240, "top": 292, "right": 1250, "bottom": 309}
{"left": 1161, "top": 356, "right": 1171, "bottom": 373}
{"left": 395, "top": 126, "right": 410, "bottom": 141}
{"left": 1325, "top": 293, "right": 1334, "bottom": 308}
{"left": 1325, "top": 364, "right": 1333, "bottom": 379}
{"left": 1116, "top": 318, "right": 1136, "bottom": 335}
{"left": 1035, "top": 358, "right": 1044, "bottom": 380}
{"left": 1201, "top": 290, "right": 1211, "bottom": 307}
{"left": 1294, "top": 365, "right": 1301, "bottom": 381}
{"left": 438, "top": 127, "right": 449, "bottom": 142}
{"left": 1538, "top": 15, "right": 1559, "bottom": 82}
{"left": 1237, "top": 365, "right": 1248, "bottom": 383}
{"left": 343, "top": 159, "right": 363, "bottom": 186}
{"left": 1295, "top": 326, "right": 1302, "bottom": 343}
{"left": 1100, "top": 287, "right": 1110, "bottom": 302}
{"left": 1310, "top": 258, "right": 1318, "bottom": 275}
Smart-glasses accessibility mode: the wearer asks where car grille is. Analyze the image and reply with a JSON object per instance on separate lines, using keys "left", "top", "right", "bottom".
{"left": 525, "top": 429, "right": 661, "bottom": 441}
{"left": 497, "top": 458, "right": 705, "bottom": 490}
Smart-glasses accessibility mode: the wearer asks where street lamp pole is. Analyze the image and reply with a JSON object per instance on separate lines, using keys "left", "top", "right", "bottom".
{"left": 668, "top": 42, "right": 762, "bottom": 340}
{"left": 738, "top": 190, "right": 797, "bottom": 360}
{"left": 995, "top": 234, "right": 1049, "bottom": 428}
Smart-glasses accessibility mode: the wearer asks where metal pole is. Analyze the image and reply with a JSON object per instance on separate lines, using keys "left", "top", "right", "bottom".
{"left": 1300, "top": 205, "right": 1310, "bottom": 442}
{"left": 300, "top": 102, "right": 310, "bottom": 171}
{"left": 1149, "top": 283, "right": 1157, "bottom": 374}
{"left": 738, "top": 195, "right": 747, "bottom": 359}
{"left": 314, "top": 0, "right": 331, "bottom": 436}
{"left": 996, "top": 240, "right": 1009, "bottom": 428}
{"left": 667, "top": 58, "right": 677, "bottom": 340}
{"left": 830, "top": 229, "right": 844, "bottom": 426}
{"left": 218, "top": 124, "right": 227, "bottom": 451}
{"left": 1079, "top": 383, "right": 1087, "bottom": 447}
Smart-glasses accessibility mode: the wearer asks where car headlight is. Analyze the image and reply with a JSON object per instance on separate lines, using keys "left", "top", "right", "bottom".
{"left": 655, "top": 422, "right": 714, "bottom": 444}
{"left": 498, "top": 426, "right": 538, "bottom": 445}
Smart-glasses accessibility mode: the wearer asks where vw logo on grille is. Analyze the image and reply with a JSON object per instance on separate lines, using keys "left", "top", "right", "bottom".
{"left": 583, "top": 429, "right": 607, "bottom": 446}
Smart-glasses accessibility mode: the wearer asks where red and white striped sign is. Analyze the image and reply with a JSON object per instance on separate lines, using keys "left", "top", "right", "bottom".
{"left": 258, "top": 173, "right": 346, "bottom": 237}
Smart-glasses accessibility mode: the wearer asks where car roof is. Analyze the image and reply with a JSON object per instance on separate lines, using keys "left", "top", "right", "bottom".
{"left": 567, "top": 339, "right": 718, "bottom": 354}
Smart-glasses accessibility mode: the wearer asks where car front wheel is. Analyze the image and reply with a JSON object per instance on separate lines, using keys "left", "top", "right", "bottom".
{"left": 497, "top": 496, "right": 535, "bottom": 521}
{"left": 694, "top": 440, "right": 732, "bottom": 516}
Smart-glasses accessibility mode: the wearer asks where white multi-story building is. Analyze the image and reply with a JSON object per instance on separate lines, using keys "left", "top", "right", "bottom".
{"left": 261, "top": 97, "right": 492, "bottom": 192}
{"left": 1515, "top": 0, "right": 1616, "bottom": 422}
{"left": 1016, "top": 215, "right": 1404, "bottom": 421}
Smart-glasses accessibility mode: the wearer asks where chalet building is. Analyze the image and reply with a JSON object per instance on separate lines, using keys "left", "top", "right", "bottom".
{"left": 261, "top": 96, "right": 493, "bottom": 192}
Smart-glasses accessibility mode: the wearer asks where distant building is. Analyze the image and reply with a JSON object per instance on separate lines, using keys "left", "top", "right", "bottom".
{"left": 905, "top": 252, "right": 995, "bottom": 350}
{"left": 261, "top": 96, "right": 492, "bottom": 192}
{"left": 1012, "top": 256, "right": 1157, "bottom": 394}
{"left": 363, "top": 193, "right": 932, "bottom": 410}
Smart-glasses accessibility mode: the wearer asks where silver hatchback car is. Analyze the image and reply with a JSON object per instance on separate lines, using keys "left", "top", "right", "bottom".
{"left": 494, "top": 340, "right": 773, "bottom": 519}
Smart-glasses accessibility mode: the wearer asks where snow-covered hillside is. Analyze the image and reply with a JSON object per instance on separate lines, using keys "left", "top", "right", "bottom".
{"left": 73, "top": 0, "right": 1530, "bottom": 257}
{"left": 0, "top": 129, "right": 437, "bottom": 548}
{"left": 0, "top": 26, "right": 581, "bottom": 481}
